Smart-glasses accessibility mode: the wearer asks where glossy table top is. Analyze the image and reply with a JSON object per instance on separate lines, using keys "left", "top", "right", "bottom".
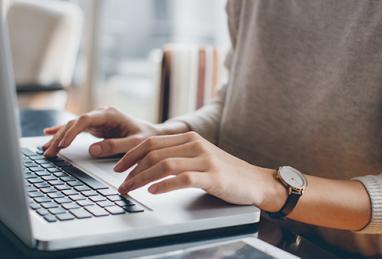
{"left": 0, "top": 109, "right": 349, "bottom": 258}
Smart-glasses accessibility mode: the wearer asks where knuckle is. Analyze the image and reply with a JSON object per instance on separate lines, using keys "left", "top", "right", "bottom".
{"left": 185, "top": 131, "right": 200, "bottom": 140}
{"left": 78, "top": 114, "right": 90, "bottom": 123}
{"left": 145, "top": 136, "right": 158, "bottom": 149}
{"left": 146, "top": 151, "right": 159, "bottom": 165}
{"left": 103, "top": 139, "right": 115, "bottom": 152}
{"left": 104, "top": 106, "right": 117, "bottom": 114}
{"left": 191, "top": 140, "right": 206, "bottom": 153}
{"left": 161, "top": 159, "right": 175, "bottom": 171}
{"left": 181, "top": 173, "right": 194, "bottom": 186}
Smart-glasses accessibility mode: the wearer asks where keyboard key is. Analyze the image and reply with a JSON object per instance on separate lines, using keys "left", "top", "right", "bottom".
{"left": 29, "top": 166, "right": 44, "bottom": 172}
{"left": 27, "top": 186, "right": 38, "bottom": 192}
{"left": 82, "top": 190, "right": 98, "bottom": 197}
{"left": 34, "top": 182, "right": 50, "bottom": 188}
{"left": 53, "top": 172, "right": 67, "bottom": 177}
{"left": 34, "top": 197, "right": 51, "bottom": 203}
{"left": 74, "top": 185, "right": 91, "bottom": 192}
{"left": 62, "top": 189, "right": 78, "bottom": 196}
{"left": 85, "top": 206, "right": 109, "bottom": 217}
{"left": 97, "top": 201, "right": 114, "bottom": 207}
{"left": 34, "top": 159, "right": 50, "bottom": 165}
{"left": 28, "top": 178, "right": 44, "bottom": 184}
{"left": 29, "top": 203, "right": 41, "bottom": 210}
{"left": 123, "top": 205, "right": 144, "bottom": 213}
{"left": 35, "top": 171, "right": 51, "bottom": 177}
{"left": 47, "top": 192, "right": 65, "bottom": 199}
{"left": 67, "top": 180, "right": 85, "bottom": 187}
{"left": 60, "top": 176, "right": 76, "bottom": 182}
{"left": 70, "top": 194, "right": 86, "bottom": 201}
{"left": 24, "top": 162, "right": 36, "bottom": 167}
{"left": 98, "top": 188, "right": 118, "bottom": 196}
{"left": 70, "top": 208, "right": 92, "bottom": 219}
{"left": 55, "top": 184, "right": 72, "bottom": 191}
{"left": 62, "top": 203, "right": 80, "bottom": 210}
{"left": 63, "top": 166, "right": 108, "bottom": 190}
{"left": 48, "top": 208, "right": 67, "bottom": 215}
{"left": 41, "top": 175, "right": 56, "bottom": 181}
{"left": 77, "top": 200, "right": 95, "bottom": 207}
{"left": 25, "top": 174, "right": 38, "bottom": 180}
{"left": 40, "top": 187, "right": 57, "bottom": 193}
{"left": 21, "top": 148, "right": 35, "bottom": 156}
{"left": 55, "top": 197, "right": 72, "bottom": 204}
{"left": 57, "top": 213, "right": 75, "bottom": 221}
{"left": 114, "top": 199, "right": 135, "bottom": 207}
{"left": 48, "top": 179, "right": 65, "bottom": 186}
{"left": 29, "top": 155, "right": 45, "bottom": 160}
{"left": 41, "top": 202, "right": 59, "bottom": 209}
{"left": 29, "top": 191, "right": 44, "bottom": 198}
{"left": 47, "top": 168, "right": 62, "bottom": 173}
{"left": 107, "top": 195, "right": 127, "bottom": 202}
{"left": 44, "top": 215, "right": 57, "bottom": 223}
{"left": 40, "top": 164, "right": 56, "bottom": 169}
{"left": 105, "top": 206, "right": 125, "bottom": 215}
{"left": 89, "top": 195, "right": 107, "bottom": 202}
{"left": 36, "top": 209, "right": 49, "bottom": 216}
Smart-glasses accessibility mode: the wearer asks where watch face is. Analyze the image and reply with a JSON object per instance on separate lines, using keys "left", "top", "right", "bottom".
{"left": 279, "top": 166, "right": 306, "bottom": 189}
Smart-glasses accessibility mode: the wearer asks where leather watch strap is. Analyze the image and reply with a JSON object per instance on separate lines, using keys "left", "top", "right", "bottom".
{"left": 269, "top": 192, "right": 301, "bottom": 219}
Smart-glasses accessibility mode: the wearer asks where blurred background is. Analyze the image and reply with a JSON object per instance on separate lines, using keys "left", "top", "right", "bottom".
{"left": 6, "top": 0, "right": 230, "bottom": 123}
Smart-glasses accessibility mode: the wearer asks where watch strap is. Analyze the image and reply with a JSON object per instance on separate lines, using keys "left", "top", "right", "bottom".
{"left": 268, "top": 191, "right": 301, "bottom": 219}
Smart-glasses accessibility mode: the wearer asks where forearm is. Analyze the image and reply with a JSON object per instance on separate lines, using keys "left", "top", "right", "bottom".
{"left": 263, "top": 170, "right": 371, "bottom": 231}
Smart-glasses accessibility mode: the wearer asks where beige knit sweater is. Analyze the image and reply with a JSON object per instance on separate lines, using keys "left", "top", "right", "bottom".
{"left": 175, "top": 0, "right": 382, "bottom": 256}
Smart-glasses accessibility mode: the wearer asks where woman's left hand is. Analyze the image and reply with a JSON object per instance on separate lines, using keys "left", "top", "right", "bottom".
{"left": 114, "top": 131, "right": 287, "bottom": 211}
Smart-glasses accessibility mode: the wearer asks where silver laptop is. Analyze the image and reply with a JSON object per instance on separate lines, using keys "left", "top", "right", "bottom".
{"left": 0, "top": 3, "right": 260, "bottom": 251}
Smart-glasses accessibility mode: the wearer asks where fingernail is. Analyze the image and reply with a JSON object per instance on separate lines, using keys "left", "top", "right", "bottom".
{"left": 114, "top": 164, "right": 122, "bottom": 172}
{"left": 149, "top": 185, "right": 157, "bottom": 193}
{"left": 118, "top": 186, "right": 125, "bottom": 194}
{"left": 90, "top": 144, "right": 102, "bottom": 156}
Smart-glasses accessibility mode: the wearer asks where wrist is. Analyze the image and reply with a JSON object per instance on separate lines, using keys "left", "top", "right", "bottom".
{"left": 256, "top": 167, "right": 288, "bottom": 212}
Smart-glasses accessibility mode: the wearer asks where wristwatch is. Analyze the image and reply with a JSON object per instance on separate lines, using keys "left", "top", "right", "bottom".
{"left": 269, "top": 166, "right": 307, "bottom": 219}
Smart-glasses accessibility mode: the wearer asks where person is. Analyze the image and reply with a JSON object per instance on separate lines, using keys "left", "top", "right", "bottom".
{"left": 43, "top": 1, "right": 382, "bottom": 256}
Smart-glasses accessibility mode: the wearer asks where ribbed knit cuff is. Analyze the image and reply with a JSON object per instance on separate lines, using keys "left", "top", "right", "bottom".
{"left": 353, "top": 175, "right": 382, "bottom": 234}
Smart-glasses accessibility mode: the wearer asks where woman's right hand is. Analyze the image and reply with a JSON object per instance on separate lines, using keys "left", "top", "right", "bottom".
{"left": 42, "top": 107, "right": 161, "bottom": 158}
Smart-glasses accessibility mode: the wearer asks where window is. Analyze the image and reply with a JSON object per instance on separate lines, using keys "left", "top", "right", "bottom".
{"left": 58, "top": 0, "right": 229, "bottom": 122}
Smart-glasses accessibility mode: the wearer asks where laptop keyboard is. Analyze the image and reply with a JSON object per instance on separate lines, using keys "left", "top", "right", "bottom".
{"left": 22, "top": 147, "right": 144, "bottom": 223}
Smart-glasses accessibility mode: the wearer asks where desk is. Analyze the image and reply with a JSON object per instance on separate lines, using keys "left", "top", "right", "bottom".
{"left": 0, "top": 109, "right": 345, "bottom": 259}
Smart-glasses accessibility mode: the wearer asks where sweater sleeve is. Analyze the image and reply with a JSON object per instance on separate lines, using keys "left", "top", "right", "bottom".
{"left": 170, "top": 82, "right": 228, "bottom": 144}
{"left": 352, "top": 174, "right": 382, "bottom": 234}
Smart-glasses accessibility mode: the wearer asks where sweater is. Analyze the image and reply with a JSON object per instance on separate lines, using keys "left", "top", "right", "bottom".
{"left": 174, "top": 0, "right": 382, "bottom": 256}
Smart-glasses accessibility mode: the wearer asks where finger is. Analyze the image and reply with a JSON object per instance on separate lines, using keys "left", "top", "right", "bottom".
{"left": 42, "top": 137, "right": 55, "bottom": 151}
{"left": 43, "top": 122, "right": 73, "bottom": 157}
{"left": 89, "top": 136, "right": 142, "bottom": 157}
{"left": 57, "top": 110, "right": 118, "bottom": 149}
{"left": 43, "top": 125, "right": 63, "bottom": 135}
{"left": 118, "top": 157, "right": 204, "bottom": 194}
{"left": 114, "top": 132, "right": 199, "bottom": 172}
{"left": 57, "top": 116, "right": 92, "bottom": 148}
{"left": 126, "top": 141, "right": 201, "bottom": 180}
{"left": 148, "top": 172, "right": 211, "bottom": 194}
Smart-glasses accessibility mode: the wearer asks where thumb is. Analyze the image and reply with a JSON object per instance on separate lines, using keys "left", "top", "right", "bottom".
{"left": 89, "top": 136, "right": 142, "bottom": 158}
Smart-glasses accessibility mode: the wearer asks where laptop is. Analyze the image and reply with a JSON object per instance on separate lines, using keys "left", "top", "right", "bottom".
{"left": 0, "top": 3, "right": 260, "bottom": 251}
